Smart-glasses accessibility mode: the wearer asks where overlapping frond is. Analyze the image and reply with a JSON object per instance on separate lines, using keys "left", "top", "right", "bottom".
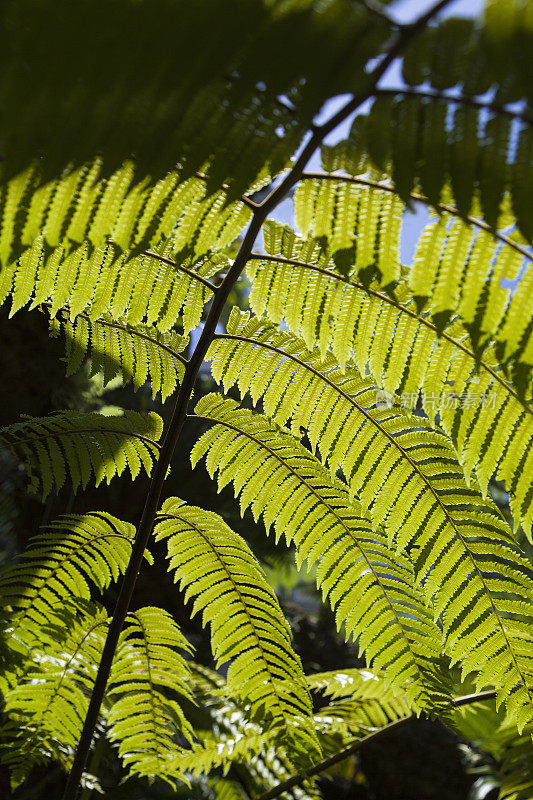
{"left": 107, "top": 606, "right": 194, "bottom": 782}
{"left": 309, "top": 668, "right": 412, "bottom": 733}
{"left": 0, "top": 163, "right": 251, "bottom": 266}
{"left": 1, "top": 235, "right": 220, "bottom": 336}
{"left": 0, "top": 410, "right": 162, "bottom": 498}
{"left": 154, "top": 498, "right": 318, "bottom": 755}
{"left": 0, "top": 1, "right": 389, "bottom": 190}
{"left": 191, "top": 395, "right": 448, "bottom": 709}
{"left": 292, "top": 176, "right": 532, "bottom": 391}
{"left": 180, "top": 667, "right": 325, "bottom": 800}
{"left": 247, "top": 232, "right": 533, "bottom": 534}
{"left": 205, "top": 321, "right": 533, "bottom": 727}
{"left": 316, "top": 8, "right": 533, "bottom": 240}
{"left": 0, "top": 512, "right": 140, "bottom": 644}
{"left": 0, "top": 601, "right": 108, "bottom": 784}
{"left": 54, "top": 312, "right": 187, "bottom": 401}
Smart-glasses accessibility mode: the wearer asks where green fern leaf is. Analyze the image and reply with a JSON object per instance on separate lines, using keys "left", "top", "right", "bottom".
{"left": 56, "top": 312, "right": 187, "bottom": 401}
{"left": 154, "top": 498, "right": 319, "bottom": 756}
{"left": 0, "top": 410, "right": 162, "bottom": 498}
{"left": 0, "top": 512, "right": 147, "bottom": 646}
{"left": 248, "top": 225, "right": 533, "bottom": 535}
{"left": 204, "top": 324, "right": 533, "bottom": 727}
{"left": 1, "top": 600, "right": 108, "bottom": 783}
{"left": 191, "top": 395, "right": 449, "bottom": 710}
{"left": 107, "top": 606, "right": 194, "bottom": 782}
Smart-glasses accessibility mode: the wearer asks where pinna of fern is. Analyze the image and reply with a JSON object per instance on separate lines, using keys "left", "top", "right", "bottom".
{"left": 248, "top": 218, "right": 533, "bottom": 537}
{"left": 0, "top": 409, "right": 163, "bottom": 500}
{"left": 0, "top": 512, "right": 148, "bottom": 656}
{"left": 154, "top": 497, "right": 320, "bottom": 758}
{"left": 197, "top": 329, "right": 533, "bottom": 729}
{"left": 51, "top": 312, "right": 188, "bottom": 402}
{"left": 292, "top": 174, "right": 532, "bottom": 394}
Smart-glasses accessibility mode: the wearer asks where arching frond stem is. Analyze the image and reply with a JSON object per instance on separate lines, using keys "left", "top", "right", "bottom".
{"left": 248, "top": 251, "right": 531, "bottom": 415}
{"left": 374, "top": 86, "right": 533, "bottom": 126}
{"left": 142, "top": 250, "right": 217, "bottom": 292}
{"left": 255, "top": 690, "right": 503, "bottom": 800}
{"left": 61, "top": 3, "right": 458, "bottom": 795}
{"left": 298, "top": 174, "right": 533, "bottom": 262}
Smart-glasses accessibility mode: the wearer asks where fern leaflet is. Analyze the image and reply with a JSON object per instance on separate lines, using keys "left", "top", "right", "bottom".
{"left": 0, "top": 410, "right": 163, "bottom": 498}
{"left": 107, "top": 606, "right": 194, "bottom": 782}
{"left": 154, "top": 498, "right": 318, "bottom": 757}
{"left": 53, "top": 312, "right": 187, "bottom": 401}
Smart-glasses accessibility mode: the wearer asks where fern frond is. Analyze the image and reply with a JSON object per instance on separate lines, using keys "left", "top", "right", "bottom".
{"left": 0, "top": 409, "right": 162, "bottom": 498}
{"left": 204, "top": 322, "right": 533, "bottom": 727}
{"left": 1, "top": 601, "right": 108, "bottom": 783}
{"left": 54, "top": 312, "right": 187, "bottom": 401}
{"left": 154, "top": 498, "right": 318, "bottom": 756}
{"left": 0, "top": 512, "right": 144, "bottom": 645}
{"left": 107, "top": 606, "right": 194, "bottom": 782}
{"left": 1, "top": 237, "right": 220, "bottom": 336}
{"left": 408, "top": 211, "right": 531, "bottom": 389}
{"left": 191, "top": 395, "right": 448, "bottom": 710}
{"left": 0, "top": 1, "right": 389, "bottom": 192}
{"left": 247, "top": 233, "right": 533, "bottom": 534}
{"left": 291, "top": 176, "right": 532, "bottom": 392}
{"left": 309, "top": 668, "right": 412, "bottom": 736}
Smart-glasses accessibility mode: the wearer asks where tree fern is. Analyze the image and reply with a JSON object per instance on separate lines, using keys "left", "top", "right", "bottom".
{"left": 53, "top": 312, "right": 187, "bottom": 401}
{"left": 107, "top": 606, "right": 194, "bottom": 782}
{"left": 247, "top": 227, "right": 533, "bottom": 534}
{"left": 1, "top": 2, "right": 532, "bottom": 796}
{"left": 204, "top": 323, "right": 533, "bottom": 727}
{"left": 154, "top": 498, "right": 318, "bottom": 756}
{"left": 0, "top": 410, "right": 162, "bottom": 499}
{"left": 191, "top": 395, "right": 449, "bottom": 710}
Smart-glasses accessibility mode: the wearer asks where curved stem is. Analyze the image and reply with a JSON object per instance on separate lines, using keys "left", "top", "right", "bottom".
{"left": 248, "top": 251, "right": 532, "bottom": 415}
{"left": 61, "top": 3, "right": 455, "bottom": 796}
{"left": 299, "top": 172, "right": 533, "bottom": 262}
{"left": 375, "top": 86, "right": 533, "bottom": 126}
{"left": 255, "top": 690, "right": 499, "bottom": 800}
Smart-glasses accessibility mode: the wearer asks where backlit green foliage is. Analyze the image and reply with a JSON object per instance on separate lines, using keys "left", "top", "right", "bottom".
{"left": 0, "top": 1, "right": 531, "bottom": 798}
{"left": 0, "top": 410, "right": 163, "bottom": 499}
